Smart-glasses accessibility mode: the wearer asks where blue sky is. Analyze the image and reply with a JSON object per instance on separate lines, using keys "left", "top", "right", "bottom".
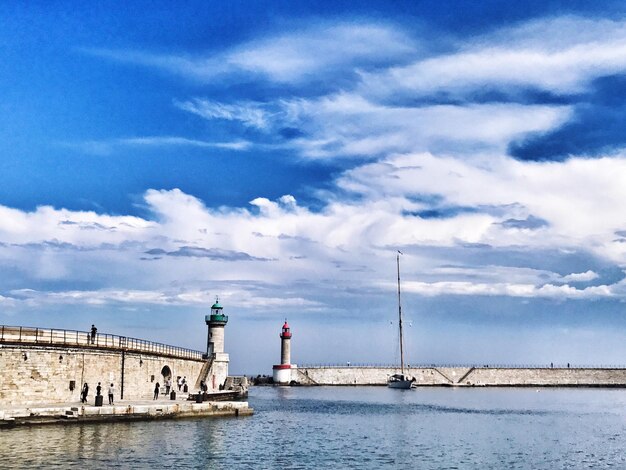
{"left": 3, "top": 1, "right": 626, "bottom": 373}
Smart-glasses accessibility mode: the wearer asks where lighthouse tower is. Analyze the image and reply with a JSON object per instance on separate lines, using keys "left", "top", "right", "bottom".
{"left": 204, "top": 297, "right": 230, "bottom": 390}
{"left": 272, "top": 321, "right": 294, "bottom": 384}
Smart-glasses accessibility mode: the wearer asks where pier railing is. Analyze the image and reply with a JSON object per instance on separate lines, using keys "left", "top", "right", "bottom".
{"left": 298, "top": 363, "right": 626, "bottom": 370}
{"left": 0, "top": 325, "right": 204, "bottom": 361}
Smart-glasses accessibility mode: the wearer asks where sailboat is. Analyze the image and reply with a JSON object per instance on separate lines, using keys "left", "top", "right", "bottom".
{"left": 388, "top": 251, "right": 416, "bottom": 389}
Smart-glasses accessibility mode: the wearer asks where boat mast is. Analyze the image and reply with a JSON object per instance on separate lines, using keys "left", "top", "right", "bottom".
{"left": 397, "top": 251, "right": 405, "bottom": 375}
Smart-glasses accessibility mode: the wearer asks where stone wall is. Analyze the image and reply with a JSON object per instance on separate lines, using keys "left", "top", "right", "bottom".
{"left": 0, "top": 345, "right": 213, "bottom": 406}
{"left": 462, "top": 367, "right": 626, "bottom": 386}
{"left": 296, "top": 366, "right": 626, "bottom": 387}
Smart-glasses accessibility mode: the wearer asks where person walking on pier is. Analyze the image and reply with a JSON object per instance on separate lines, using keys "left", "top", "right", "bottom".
{"left": 154, "top": 382, "right": 160, "bottom": 400}
{"left": 90, "top": 324, "right": 97, "bottom": 344}
{"left": 81, "top": 383, "right": 89, "bottom": 403}
{"left": 108, "top": 383, "right": 115, "bottom": 405}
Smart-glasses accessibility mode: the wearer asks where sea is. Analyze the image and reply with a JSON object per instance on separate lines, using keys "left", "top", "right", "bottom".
{"left": 2, "top": 386, "right": 626, "bottom": 469}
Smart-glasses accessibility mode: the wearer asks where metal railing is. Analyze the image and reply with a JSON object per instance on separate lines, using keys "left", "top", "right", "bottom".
{"left": 298, "top": 362, "right": 626, "bottom": 370}
{"left": 0, "top": 325, "right": 204, "bottom": 361}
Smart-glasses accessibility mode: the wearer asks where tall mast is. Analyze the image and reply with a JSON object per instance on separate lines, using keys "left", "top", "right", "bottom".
{"left": 397, "top": 252, "right": 405, "bottom": 375}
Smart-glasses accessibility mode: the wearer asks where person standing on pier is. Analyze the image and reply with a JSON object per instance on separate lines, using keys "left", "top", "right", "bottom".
{"left": 108, "top": 383, "right": 115, "bottom": 405}
{"left": 154, "top": 382, "right": 160, "bottom": 400}
{"left": 90, "top": 325, "right": 97, "bottom": 344}
{"left": 177, "top": 376, "right": 182, "bottom": 391}
{"left": 81, "top": 383, "right": 89, "bottom": 403}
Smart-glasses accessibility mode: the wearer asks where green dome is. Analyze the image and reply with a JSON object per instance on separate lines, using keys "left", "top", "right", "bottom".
{"left": 211, "top": 296, "right": 223, "bottom": 310}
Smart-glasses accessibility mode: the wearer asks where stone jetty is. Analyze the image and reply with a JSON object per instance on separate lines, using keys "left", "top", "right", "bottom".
{"left": 294, "top": 365, "right": 626, "bottom": 387}
{"left": 0, "top": 303, "right": 251, "bottom": 426}
{"left": 0, "top": 399, "right": 253, "bottom": 427}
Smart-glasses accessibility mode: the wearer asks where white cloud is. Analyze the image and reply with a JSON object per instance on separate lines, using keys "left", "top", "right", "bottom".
{"left": 401, "top": 280, "right": 614, "bottom": 299}
{"left": 174, "top": 99, "right": 270, "bottom": 129}
{"left": 80, "top": 47, "right": 223, "bottom": 82}
{"left": 0, "top": 182, "right": 624, "bottom": 313}
{"left": 83, "top": 22, "right": 415, "bottom": 84}
{"left": 0, "top": 204, "right": 153, "bottom": 245}
{"left": 0, "top": 294, "right": 17, "bottom": 307}
{"left": 87, "top": 17, "right": 626, "bottom": 94}
{"left": 118, "top": 137, "right": 251, "bottom": 151}
{"left": 86, "top": 16, "right": 626, "bottom": 167}
{"left": 14, "top": 289, "right": 172, "bottom": 305}
{"left": 338, "top": 152, "right": 626, "bottom": 263}
{"left": 226, "top": 23, "right": 414, "bottom": 82}
{"left": 6, "top": 286, "right": 325, "bottom": 311}
{"left": 561, "top": 270, "right": 599, "bottom": 283}
{"left": 276, "top": 93, "right": 570, "bottom": 158}
{"left": 360, "top": 16, "right": 626, "bottom": 98}
{"left": 176, "top": 93, "right": 571, "bottom": 159}
{"left": 431, "top": 265, "right": 560, "bottom": 285}
{"left": 60, "top": 136, "right": 251, "bottom": 155}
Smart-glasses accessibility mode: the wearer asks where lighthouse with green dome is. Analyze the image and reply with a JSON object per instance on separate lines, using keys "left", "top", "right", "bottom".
{"left": 203, "top": 297, "right": 230, "bottom": 390}
{"left": 205, "top": 298, "right": 228, "bottom": 356}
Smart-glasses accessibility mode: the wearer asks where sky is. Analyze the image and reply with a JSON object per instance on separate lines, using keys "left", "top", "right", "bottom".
{"left": 3, "top": 1, "right": 626, "bottom": 374}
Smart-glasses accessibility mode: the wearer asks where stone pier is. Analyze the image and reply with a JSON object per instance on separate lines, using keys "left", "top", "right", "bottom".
{"left": 295, "top": 366, "right": 626, "bottom": 387}
{"left": 0, "top": 399, "right": 253, "bottom": 427}
{"left": 0, "top": 325, "right": 235, "bottom": 406}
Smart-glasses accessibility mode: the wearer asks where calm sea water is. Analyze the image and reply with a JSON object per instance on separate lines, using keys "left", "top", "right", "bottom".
{"left": 2, "top": 386, "right": 626, "bottom": 469}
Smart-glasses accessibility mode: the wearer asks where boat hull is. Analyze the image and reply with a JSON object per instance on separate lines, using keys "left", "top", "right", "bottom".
{"left": 387, "top": 380, "right": 413, "bottom": 390}
{"left": 388, "top": 380, "right": 414, "bottom": 389}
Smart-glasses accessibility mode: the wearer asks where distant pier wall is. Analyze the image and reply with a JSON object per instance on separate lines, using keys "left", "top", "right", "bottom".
{"left": 295, "top": 366, "right": 626, "bottom": 387}
{"left": 0, "top": 326, "right": 217, "bottom": 406}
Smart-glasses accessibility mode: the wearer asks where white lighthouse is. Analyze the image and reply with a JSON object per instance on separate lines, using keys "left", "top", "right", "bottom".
{"left": 272, "top": 321, "right": 295, "bottom": 385}
{"left": 204, "top": 298, "right": 230, "bottom": 391}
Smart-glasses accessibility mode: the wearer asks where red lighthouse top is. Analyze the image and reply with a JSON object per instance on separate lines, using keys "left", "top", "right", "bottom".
{"left": 280, "top": 320, "right": 292, "bottom": 339}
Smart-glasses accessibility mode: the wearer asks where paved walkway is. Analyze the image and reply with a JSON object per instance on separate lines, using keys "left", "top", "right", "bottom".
{"left": 0, "top": 395, "right": 191, "bottom": 411}
{"left": 0, "top": 395, "right": 252, "bottom": 426}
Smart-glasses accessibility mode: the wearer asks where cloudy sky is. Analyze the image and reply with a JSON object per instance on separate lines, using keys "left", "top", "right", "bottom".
{"left": 3, "top": 1, "right": 626, "bottom": 373}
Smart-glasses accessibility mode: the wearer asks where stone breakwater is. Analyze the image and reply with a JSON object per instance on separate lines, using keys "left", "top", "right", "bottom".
{"left": 0, "top": 400, "right": 253, "bottom": 427}
{"left": 294, "top": 366, "right": 626, "bottom": 387}
{"left": 0, "top": 323, "right": 236, "bottom": 406}
{"left": 0, "top": 344, "right": 207, "bottom": 406}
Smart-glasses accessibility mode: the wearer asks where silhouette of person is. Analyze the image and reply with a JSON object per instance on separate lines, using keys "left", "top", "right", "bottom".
{"left": 90, "top": 325, "right": 97, "bottom": 344}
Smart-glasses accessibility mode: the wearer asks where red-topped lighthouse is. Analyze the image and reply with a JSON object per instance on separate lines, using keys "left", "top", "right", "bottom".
{"left": 272, "top": 320, "right": 294, "bottom": 384}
